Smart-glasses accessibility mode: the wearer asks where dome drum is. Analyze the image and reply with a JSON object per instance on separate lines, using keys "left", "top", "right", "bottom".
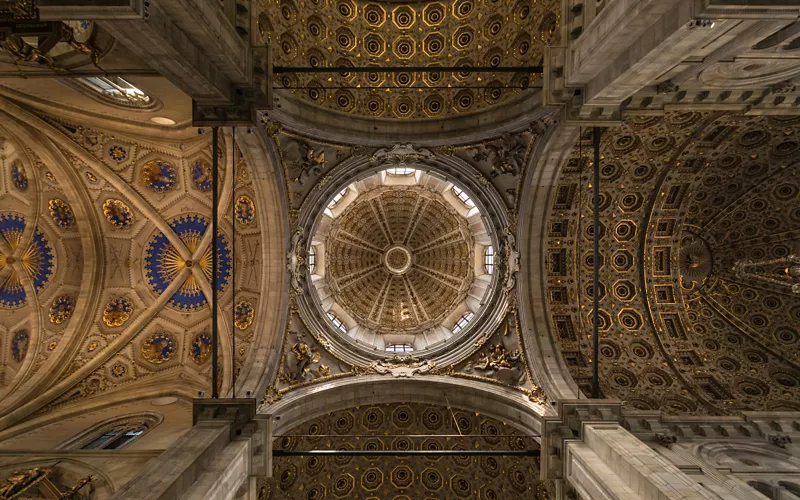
{"left": 292, "top": 150, "right": 512, "bottom": 368}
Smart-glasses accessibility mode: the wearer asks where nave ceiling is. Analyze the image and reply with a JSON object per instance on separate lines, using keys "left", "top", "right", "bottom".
{"left": 0, "top": 99, "right": 283, "bottom": 429}
{"left": 543, "top": 111, "right": 800, "bottom": 415}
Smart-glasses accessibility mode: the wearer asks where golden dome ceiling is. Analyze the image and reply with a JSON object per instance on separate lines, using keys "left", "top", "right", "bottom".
{"left": 326, "top": 186, "right": 473, "bottom": 333}
{"left": 257, "top": 0, "right": 560, "bottom": 119}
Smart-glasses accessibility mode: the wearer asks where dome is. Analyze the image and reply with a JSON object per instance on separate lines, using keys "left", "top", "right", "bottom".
{"left": 306, "top": 167, "right": 498, "bottom": 355}
{"left": 326, "top": 185, "right": 474, "bottom": 334}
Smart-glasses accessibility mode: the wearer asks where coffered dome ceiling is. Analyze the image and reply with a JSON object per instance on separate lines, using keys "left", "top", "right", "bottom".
{"left": 545, "top": 112, "right": 800, "bottom": 414}
{"left": 257, "top": 0, "right": 560, "bottom": 119}
{"left": 326, "top": 186, "right": 473, "bottom": 334}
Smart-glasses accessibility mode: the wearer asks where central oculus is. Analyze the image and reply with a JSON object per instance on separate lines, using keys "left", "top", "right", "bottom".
{"left": 384, "top": 245, "right": 412, "bottom": 275}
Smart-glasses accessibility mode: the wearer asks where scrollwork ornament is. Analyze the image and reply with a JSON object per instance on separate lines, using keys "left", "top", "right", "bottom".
{"left": 504, "top": 226, "right": 520, "bottom": 293}
{"left": 287, "top": 226, "right": 305, "bottom": 295}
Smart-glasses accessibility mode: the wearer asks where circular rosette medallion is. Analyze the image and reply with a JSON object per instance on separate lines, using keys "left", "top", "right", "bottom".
{"left": 235, "top": 195, "right": 256, "bottom": 225}
{"left": 191, "top": 333, "right": 212, "bottom": 364}
{"left": 142, "top": 332, "right": 177, "bottom": 364}
{"left": 10, "top": 160, "right": 27, "bottom": 191}
{"left": 143, "top": 215, "right": 231, "bottom": 311}
{"left": 11, "top": 330, "right": 29, "bottom": 362}
{"left": 0, "top": 213, "right": 54, "bottom": 308}
{"left": 48, "top": 199, "right": 76, "bottom": 229}
{"left": 102, "top": 199, "right": 135, "bottom": 229}
{"left": 49, "top": 295, "right": 75, "bottom": 324}
{"left": 234, "top": 300, "right": 255, "bottom": 330}
{"left": 103, "top": 297, "right": 134, "bottom": 327}
{"left": 107, "top": 144, "right": 128, "bottom": 163}
{"left": 142, "top": 159, "right": 177, "bottom": 192}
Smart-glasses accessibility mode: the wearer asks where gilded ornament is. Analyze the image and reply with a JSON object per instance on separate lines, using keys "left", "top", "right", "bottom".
{"left": 48, "top": 295, "right": 75, "bottom": 325}
{"left": 235, "top": 195, "right": 256, "bottom": 225}
{"left": 48, "top": 341, "right": 57, "bottom": 351}
{"left": 142, "top": 159, "right": 177, "bottom": 192}
{"left": 0, "top": 468, "right": 50, "bottom": 499}
{"left": 107, "top": 144, "right": 128, "bottom": 162}
{"left": 103, "top": 297, "right": 134, "bottom": 327}
{"left": 234, "top": 300, "right": 255, "bottom": 330}
{"left": 0, "top": 213, "right": 54, "bottom": 308}
{"left": 110, "top": 363, "right": 127, "bottom": 378}
{"left": 191, "top": 333, "right": 212, "bottom": 364}
{"left": 48, "top": 198, "right": 76, "bottom": 229}
{"left": 10, "top": 160, "right": 27, "bottom": 191}
{"left": 87, "top": 342, "right": 98, "bottom": 352}
{"left": 191, "top": 159, "right": 213, "bottom": 192}
{"left": 141, "top": 331, "right": 177, "bottom": 364}
{"left": 45, "top": 171, "right": 56, "bottom": 182}
{"left": 143, "top": 215, "right": 232, "bottom": 311}
{"left": 317, "top": 364, "right": 331, "bottom": 377}
{"left": 86, "top": 171, "right": 98, "bottom": 183}
{"left": 11, "top": 330, "right": 28, "bottom": 362}
{"left": 102, "top": 199, "right": 135, "bottom": 229}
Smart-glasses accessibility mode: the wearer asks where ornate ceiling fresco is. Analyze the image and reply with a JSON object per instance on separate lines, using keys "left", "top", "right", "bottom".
{"left": 545, "top": 112, "right": 800, "bottom": 414}
{"left": 0, "top": 102, "right": 275, "bottom": 423}
{"left": 258, "top": 403, "right": 546, "bottom": 500}
{"left": 326, "top": 185, "right": 474, "bottom": 334}
{"left": 256, "top": 0, "right": 560, "bottom": 119}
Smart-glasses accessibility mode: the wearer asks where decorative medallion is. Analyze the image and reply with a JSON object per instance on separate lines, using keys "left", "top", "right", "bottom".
{"left": 10, "top": 160, "right": 27, "bottom": 191}
{"left": 48, "top": 199, "right": 76, "bottom": 229}
{"left": 110, "top": 363, "right": 127, "bottom": 378}
{"left": 11, "top": 330, "right": 28, "bottom": 363}
{"left": 49, "top": 295, "right": 75, "bottom": 325}
{"left": 191, "top": 159, "right": 213, "bottom": 192}
{"left": 142, "top": 159, "right": 177, "bottom": 193}
{"left": 234, "top": 300, "right": 255, "bottom": 330}
{"left": 102, "top": 199, "right": 135, "bottom": 229}
{"left": 48, "top": 341, "right": 58, "bottom": 351}
{"left": 103, "top": 297, "right": 134, "bottom": 327}
{"left": 0, "top": 213, "right": 54, "bottom": 308}
{"left": 141, "top": 331, "right": 177, "bottom": 364}
{"left": 87, "top": 342, "right": 98, "bottom": 353}
{"left": 235, "top": 195, "right": 256, "bottom": 225}
{"left": 86, "top": 171, "right": 98, "bottom": 183}
{"left": 108, "top": 145, "right": 128, "bottom": 162}
{"left": 144, "top": 215, "right": 232, "bottom": 311}
{"left": 45, "top": 171, "right": 56, "bottom": 183}
{"left": 191, "top": 333, "right": 212, "bottom": 364}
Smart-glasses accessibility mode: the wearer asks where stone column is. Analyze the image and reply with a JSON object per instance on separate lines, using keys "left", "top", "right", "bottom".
{"left": 110, "top": 399, "right": 269, "bottom": 500}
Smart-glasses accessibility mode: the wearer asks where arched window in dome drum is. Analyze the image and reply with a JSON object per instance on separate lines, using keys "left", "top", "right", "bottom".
{"left": 308, "top": 246, "right": 316, "bottom": 274}
{"left": 327, "top": 312, "right": 346, "bottom": 333}
{"left": 484, "top": 246, "right": 495, "bottom": 274}
{"left": 452, "top": 186, "right": 475, "bottom": 208}
{"left": 385, "top": 343, "right": 414, "bottom": 353}
{"left": 327, "top": 187, "right": 349, "bottom": 209}
{"left": 386, "top": 167, "right": 415, "bottom": 176}
{"left": 77, "top": 76, "right": 151, "bottom": 106}
{"left": 452, "top": 311, "right": 474, "bottom": 334}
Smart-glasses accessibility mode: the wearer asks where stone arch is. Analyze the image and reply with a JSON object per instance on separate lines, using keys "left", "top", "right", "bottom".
{"left": 56, "top": 411, "right": 163, "bottom": 450}
{"left": 264, "top": 375, "right": 548, "bottom": 436}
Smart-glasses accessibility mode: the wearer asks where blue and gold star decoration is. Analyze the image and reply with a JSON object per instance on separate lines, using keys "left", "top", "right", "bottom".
{"left": 10, "top": 160, "right": 27, "bottom": 191}
{"left": 49, "top": 295, "right": 75, "bottom": 325}
{"left": 144, "top": 215, "right": 231, "bottom": 311}
{"left": 107, "top": 144, "right": 128, "bottom": 163}
{"left": 191, "top": 159, "right": 213, "bottom": 192}
{"left": 235, "top": 195, "right": 256, "bottom": 226}
{"left": 110, "top": 363, "right": 127, "bottom": 378}
{"left": 234, "top": 300, "right": 255, "bottom": 330}
{"left": 142, "top": 159, "right": 177, "bottom": 193}
{"left": 191, "top": 333, "right": 212, "bottom": 364}
{"left": 11, "top": 330, "right": 28, "bottom": 363}
{"left": 103, "top": 297, "right": 134, "bottom": 327}
{"left": 102, "top": 199, "right": 135, "bottom": 229}
{"left": 0, "top": 213, "right": 54, "bottom": 308}
{"left": 48, "top": 199, "right": 76, "bottom": 229}
{"left": 141, "top": 331, "right": 177, "bottom": 364}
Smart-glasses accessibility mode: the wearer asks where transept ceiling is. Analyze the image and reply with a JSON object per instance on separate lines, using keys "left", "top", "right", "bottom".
{"left": 544, "top": 112, "right": 800, "bottom": 414}
{"left": 259, "top": 402, "right": 544, "bottom": 500}
{"left": 257, "top": 0, "right": 560, "bottom": 119}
